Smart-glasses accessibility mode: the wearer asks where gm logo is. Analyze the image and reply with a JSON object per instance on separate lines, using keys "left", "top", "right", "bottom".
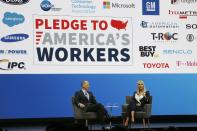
{"left": 0, "top": 0, "right": 30, "bottom": 5}
{"left": 142, "top": 0, "right": 160, "bottom": 15}
{"left": 1, "top": 34, "right": 29, "bottom": 42}
{"left": 0, "top": 59, "right": 26, "bottom": 71}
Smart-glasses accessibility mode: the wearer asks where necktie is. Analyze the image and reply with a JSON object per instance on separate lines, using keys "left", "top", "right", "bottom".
{"left": 84, "top": 92, "right": 89, "bottom": 100}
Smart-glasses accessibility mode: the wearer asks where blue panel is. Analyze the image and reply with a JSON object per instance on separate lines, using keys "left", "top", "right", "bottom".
{"left": 0, "top": 74, "right": 197, "bottom": 119}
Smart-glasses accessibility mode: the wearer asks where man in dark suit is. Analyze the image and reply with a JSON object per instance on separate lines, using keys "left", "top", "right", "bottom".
{"left": 74, "top": 80, "right": 109, "bottom": 124}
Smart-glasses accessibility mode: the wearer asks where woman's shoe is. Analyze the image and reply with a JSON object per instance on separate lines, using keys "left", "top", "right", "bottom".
{"left": 124, "top": 125, "right": 128, "bottom": 128}
{"left": 124, "top": 118, "right": 129, "bottom": 127}
{"left": 124, "top": 121, "right": 129, "bottom": 127}
{"left": 131, "top": 121, "right": 135, "bottom": 127}
{"left": 124, "top": 124, "right": 129, "bottom": 128}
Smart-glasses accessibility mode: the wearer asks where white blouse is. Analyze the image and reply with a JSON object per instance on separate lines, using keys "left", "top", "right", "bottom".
{"left": 135, "top": 93, "right": 144, "bottom": 104}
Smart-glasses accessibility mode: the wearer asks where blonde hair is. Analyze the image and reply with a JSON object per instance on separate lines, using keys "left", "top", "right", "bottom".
{"left": 137, "top": 80, "right": 146, "bottom": 93}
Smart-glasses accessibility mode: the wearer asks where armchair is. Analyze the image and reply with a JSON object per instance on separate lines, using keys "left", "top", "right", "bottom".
{"left": 122, "top": 96, "right": 152, "bottom": 127}
{"left": 71, "top": 96, "right": 98, "bottom": 127}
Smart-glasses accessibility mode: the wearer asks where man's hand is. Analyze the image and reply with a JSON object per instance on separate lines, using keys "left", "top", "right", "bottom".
{"left": 78, "top": 103, "right": 85, "bottom": 108}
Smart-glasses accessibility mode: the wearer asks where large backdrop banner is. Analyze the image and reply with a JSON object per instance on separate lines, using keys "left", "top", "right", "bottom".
{"left": 0, "top": 0, "right": 196, "bottom": 73}
{"left": 0, "top": 0, "right": 197, "bottom": 119}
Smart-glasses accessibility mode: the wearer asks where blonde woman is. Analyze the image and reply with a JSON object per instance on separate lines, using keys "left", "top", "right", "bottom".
{"left": 124, "top": 80, "right": 150, "bottom": 127}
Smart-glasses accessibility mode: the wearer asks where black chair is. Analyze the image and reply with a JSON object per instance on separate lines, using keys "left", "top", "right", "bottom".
{"left": 71, "top": 96, "right": 98, "bottom": 127}
{"left": 122, "top": 96, "right": 152, "bottom": 127}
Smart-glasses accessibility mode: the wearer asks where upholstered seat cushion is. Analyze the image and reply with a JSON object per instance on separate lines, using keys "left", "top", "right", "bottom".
{"left": 72, "top": 97, "right": 98, "bottom": 120}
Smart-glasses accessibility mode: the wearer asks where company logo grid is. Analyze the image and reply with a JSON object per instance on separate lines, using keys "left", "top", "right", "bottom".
{"left": 0, "top": 0, "right": 197, "bottom": 73}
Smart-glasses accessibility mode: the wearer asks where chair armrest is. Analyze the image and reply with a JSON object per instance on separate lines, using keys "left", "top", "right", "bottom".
{"left": 122, "top": 104, "right": 129, "bottom": 113}
{"left": 122, "top": 104, "right": 129, "bottom": 111}
{"left": 144, "top": 104, "right": 152, "bottom": 118}
{"left": 122, "top": 104, "right": 129, "bottom": 118}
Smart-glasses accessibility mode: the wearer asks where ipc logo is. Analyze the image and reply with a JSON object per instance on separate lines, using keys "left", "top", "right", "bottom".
{"left": 0, "top": 59, "right": 25, "bottom": 71}
{"left": 40, "top": 0, "right": 53, "bottom": 11}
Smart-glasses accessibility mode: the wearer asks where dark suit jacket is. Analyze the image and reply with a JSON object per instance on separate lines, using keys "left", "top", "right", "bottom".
{"left": 74, "top": 90, "right": 97, "bottom": 108}
{"left": 133, "top": 91, "right": 150, "bottom": 108}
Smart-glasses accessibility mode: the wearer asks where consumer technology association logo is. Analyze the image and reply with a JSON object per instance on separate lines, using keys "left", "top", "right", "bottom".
{"left": 142, "top": 0, "right": 160, "bottom": 15}
{"left": 71, "top": 0, "right": 96, "bottom": 13}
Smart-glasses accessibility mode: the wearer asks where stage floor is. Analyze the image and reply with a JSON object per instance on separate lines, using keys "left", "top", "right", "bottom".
{"left": 1, "top": 122, "right": 197, "bottom": 131}
{"left": 88, "top": 122, "right": 197, "bottom": 130}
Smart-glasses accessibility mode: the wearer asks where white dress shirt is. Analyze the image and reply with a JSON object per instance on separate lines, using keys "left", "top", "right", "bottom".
{"left": 82, "top": 89, "right": 89, "bottom": 100}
